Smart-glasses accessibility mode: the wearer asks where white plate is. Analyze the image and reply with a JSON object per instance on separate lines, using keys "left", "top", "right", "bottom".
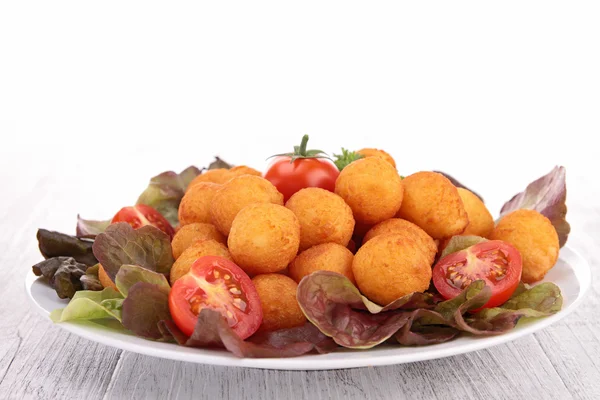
{"left": 26, "top": 246, "right": 590, "bottom": 370}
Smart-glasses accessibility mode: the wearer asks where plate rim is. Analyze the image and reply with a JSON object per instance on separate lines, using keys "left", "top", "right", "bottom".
{"left": 25, "top": 245, "right": 591, "bottom": 370}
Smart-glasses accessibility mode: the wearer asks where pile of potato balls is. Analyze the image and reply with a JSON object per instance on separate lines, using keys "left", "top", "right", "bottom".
{"left": 170, "top": 150, "right": 560, "bottom": 333}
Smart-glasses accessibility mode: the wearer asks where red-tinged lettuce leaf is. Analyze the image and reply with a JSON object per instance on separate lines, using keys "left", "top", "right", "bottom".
{"left": 296, "top": 271, "right": 435, "bottom": 349}
{"left": 37, "top": 229, "right": 97, "bottom": 266}
{"left": 136, "top": 166, "right": 202, "bottom": 226}
{"left": 33, "top": 257, "right": 90, "bottom": 299}
{"left": 248, "top": 323, "right": 338, "bottom": 354}
{"left": 431, "top": 280, "right": 492, "bottom": 321}
{"left": 121, "top": 282, "right": 171, "bottom": 340}
{"left": 500, "top": 166, "right": 570, "bottom": 247}
{"left": 439, "top": 235, "right": 488, "bottom": 259}
{"left": 92, "top": 222, "right": 174, "bottom": 281}
{"left": 159, "top": 312, "right": 335, "bottom": 357}
{"left": 187, "top": 310, "right": 324, "bottom": 357}
{"left": 434, "top": 171, "right": 484, "bottom": 202}
{"left": 115, "top": 264, "right": 170, "bottom": 297}
{"left": 76, "top": 215, "right": 111, "bottom": 237}
{"left": 395, "top": 309, "right": 459, "bottom": 345}
{"left": 208, "top": 157, "right": 234, "bottom": 170}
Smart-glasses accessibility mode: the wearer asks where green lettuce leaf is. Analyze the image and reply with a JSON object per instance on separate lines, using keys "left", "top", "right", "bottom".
{"left": 115, "top": 264, "right": 170, "bottom": 297}
{"left": 37, "top": 229, "right": 97, "bottom": 266}
{"left": 121, "top": 282, "right": 171, "bottom": 340}
{"left": 500, "top": 166, "right": 570, "bottom": 247}
{"left": 462, "top": 282, "right": 563, "bottom": 334}
{"left": 439, "top": 235, "right": 488, "bottom": 259}
{"left": 136, "top": 166, "right": 202, "bottom": 226}
{"left": 50, "top": 287, "right": 124, "bottom": 322}
{"left": 92, "top": 222, "right": 174, "bottom": 281}
{"left": 333, "top": 148, "right": 364, "bottom": 171}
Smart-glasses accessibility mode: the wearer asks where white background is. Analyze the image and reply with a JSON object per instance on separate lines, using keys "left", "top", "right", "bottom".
{"left": 1, "top": 1, "right": 599, "bottom": 233}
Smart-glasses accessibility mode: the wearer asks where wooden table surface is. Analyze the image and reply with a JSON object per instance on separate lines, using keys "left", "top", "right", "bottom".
{"left": 1, "top": 166, "right": 598, "bottom": 400}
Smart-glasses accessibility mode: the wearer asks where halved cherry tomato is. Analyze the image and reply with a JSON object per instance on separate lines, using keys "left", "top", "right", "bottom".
{"left": 111, "top": 204, "right": 175, "bottom": 238}
{"left": 432, "top": 240, "right": 522, "bottom": 308}
{"left": 168, "top": 256, "right": 263, "bottom": 339}
{"left": 264, "top": 135, "right": 339, "bottom": 202}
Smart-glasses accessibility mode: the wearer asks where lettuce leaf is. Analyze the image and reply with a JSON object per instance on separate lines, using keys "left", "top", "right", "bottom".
{"left": 395, "top": 309, "right": 459, "bottom": 345}
{"left": 33, "top": 257, "right": 92, "bottom": 299}
{"left": 76, "top": 216, "right": 111, "bottom": 238}
{"left": 439, "top": 235, "right": 488, "bottom": 259}
{"left": 92, "top": 222, "right": 174, "bottom": 281}
{"left": 159, "top": 309, "right": 334, "bottom": 358}
{"left": 296, "top": 271, "right": 435, "bottom": 348}
{"left": 51, "top": 267, "right": 173, "bottom": 340}
{"left": 136, "top": 166, "right": 202, "bottom": 226}
{"left": 297, "top": 272, "right": 563, "bottom": 349}
{"left": 80, "top": 264, "right": 103, "bottom": 291}
{"left": 37, "top": 229, "right": 97, "bottom": 266}
{"left": 500, "top": 166, "right": 570, "bottom": 247}
{"left": 115, "top": 264, "right": 170, "bottom": 297}
{"left": 50, "top": 287, "right": 124, "bottom": 322}
{"left": 121, "top": 282, "right": 171, "bottom": 340}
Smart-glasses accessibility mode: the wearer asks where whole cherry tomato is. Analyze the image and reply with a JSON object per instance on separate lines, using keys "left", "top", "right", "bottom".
{"left": 264, "top": 135, "right": 340, "bottom": 202}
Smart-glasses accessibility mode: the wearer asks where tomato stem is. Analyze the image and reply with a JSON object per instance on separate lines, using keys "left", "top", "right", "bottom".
{"left": 298, "top": 134, "right": 309, "bottom": 156}
{"left": 268, "top": 134, "right": 331, "bottom": 162}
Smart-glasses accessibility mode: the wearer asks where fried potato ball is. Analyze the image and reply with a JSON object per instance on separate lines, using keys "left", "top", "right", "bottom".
{"left": 170, "top": 239, "right": 233, "bottom": 284}
{"left": 356, "top": 148, "right": 397, "bottom": 168}
{"left": 228, "top": 165, "right": 262, "bottom": 178}
{"left": 252, "top": 274, "right": 306, "bottom": 332}
{"left": 396, "top": 171, "right": 468, "bottom": 239}
{"left": 352, "top": 234, "right": 432, "bottom": 305}
{"left": 98, "top": 264, "right": 118, "bottom": 291}
{"left": 289, "top": 243, "right": 355, "bottom": 284}
{"left": 489, "top": 209, "right": 559, "bottom": 283}
{"left": 187, "top": 168, "right": 232, "bottom": 189}
{"left": 285, "top": 188, "right": 355, "bottom": 251}
{"left": 178, "top": 182, "right": 221, "bottom": 226}
{"left": 210, "top": 175, "right": 284, "bottom": 236}
{"left": 363, "top": 218, "right": 437, "bottom": 265}
{"left": 457, "top": 188, "right": 494, "bottom": 238}
{"left": 335, "top": 157, "right": 404, "bottom": 225}
{"left": 228, "top": 203, "right": 300, "bottom": 275}
{"left": 171, "top": 223, "right": 226, "bottom": 259}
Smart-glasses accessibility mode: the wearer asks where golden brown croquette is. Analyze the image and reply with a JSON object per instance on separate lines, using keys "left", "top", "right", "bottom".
{"left": 289, "top": 242, "right": 355, "bottom": 284}
{"left": 396, "top": 171, "right": 468, "bottom": 239}
{"left": 171, "top": 223, "right": 226, "bottom": 259}
{"left": 335, "top": 157, "right": 404, "bottom": 225}
{"left": 285, "top": 188, "right": 355, "bottom": 251}
{"left": 228, "top": 203, "right": 300, "bottom": 275}
{"left": 252, "top": 274, "right": 306, "bottom": 332}
{"left": 352, "top": 234, "right": 432, "bottom": 305}
{"left": 210, "top": 175, "right": 284, "bottom": 236}
{"left": 490, "top": 209, "right": 559, "bottom": 283}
